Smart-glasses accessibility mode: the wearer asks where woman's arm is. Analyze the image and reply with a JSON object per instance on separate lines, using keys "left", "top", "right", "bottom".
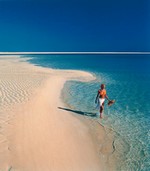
{"left": 95, "top": 91, "right": 99, "bottom": 103}
{"left": 105, "top": 95, "right": 110, "bottom": 101}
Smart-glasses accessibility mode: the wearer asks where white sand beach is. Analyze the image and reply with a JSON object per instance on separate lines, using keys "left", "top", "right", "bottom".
{"left": 0, "top": 56, "right": 114, "bottom": 171}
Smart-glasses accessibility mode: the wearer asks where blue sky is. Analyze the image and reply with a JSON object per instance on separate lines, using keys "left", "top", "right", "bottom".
{"left": 0, "top": 0, "right": 149, "bottom": 51}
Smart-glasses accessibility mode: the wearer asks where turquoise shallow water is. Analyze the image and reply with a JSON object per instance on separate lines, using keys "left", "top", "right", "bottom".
{"left": 23, "top": 55, "right": 150, "bottom": 171}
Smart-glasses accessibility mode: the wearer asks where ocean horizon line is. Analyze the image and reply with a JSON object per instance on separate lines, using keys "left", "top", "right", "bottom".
{"left": 0, "top": 52, "right": 150, "bottom": 55}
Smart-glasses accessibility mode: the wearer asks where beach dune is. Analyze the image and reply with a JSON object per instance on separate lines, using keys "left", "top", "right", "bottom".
{"left": 0, "top": 57, "right": 107, "bottom": 171}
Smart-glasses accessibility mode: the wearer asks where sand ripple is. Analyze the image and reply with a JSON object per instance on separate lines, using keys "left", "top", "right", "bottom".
{"left": 0, "top": 57, "right": 52, "bottom": 169}
{"left": 0, "top": 57, "right": 50, "bottom": 111}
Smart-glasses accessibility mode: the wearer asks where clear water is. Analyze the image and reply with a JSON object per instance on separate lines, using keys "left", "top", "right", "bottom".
{"left": 23, "top": 55, "right": 150, "bottom": 171}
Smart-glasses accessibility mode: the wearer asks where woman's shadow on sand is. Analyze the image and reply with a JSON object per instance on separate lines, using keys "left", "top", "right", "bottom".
{"left": 58, "top": 107, "right": 97, "bottom": 117}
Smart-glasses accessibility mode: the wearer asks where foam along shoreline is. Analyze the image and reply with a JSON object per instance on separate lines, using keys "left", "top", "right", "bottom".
{"left": 0, "top": 56, "right": 114, "bottom": 171}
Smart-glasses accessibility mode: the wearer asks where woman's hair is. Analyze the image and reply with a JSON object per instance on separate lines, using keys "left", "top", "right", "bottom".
{"left": 101, "top": 84, "right": 105, "bottom": 89}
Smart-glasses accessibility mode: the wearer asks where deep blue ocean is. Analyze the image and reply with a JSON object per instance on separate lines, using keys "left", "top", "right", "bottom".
{"left": 23, "top": 55, "right": 150, "bottom": 171}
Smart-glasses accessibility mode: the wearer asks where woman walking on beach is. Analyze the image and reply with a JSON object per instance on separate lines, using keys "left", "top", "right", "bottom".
{"left": 95, "top": 84, "right": 114, "bottom": 118}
